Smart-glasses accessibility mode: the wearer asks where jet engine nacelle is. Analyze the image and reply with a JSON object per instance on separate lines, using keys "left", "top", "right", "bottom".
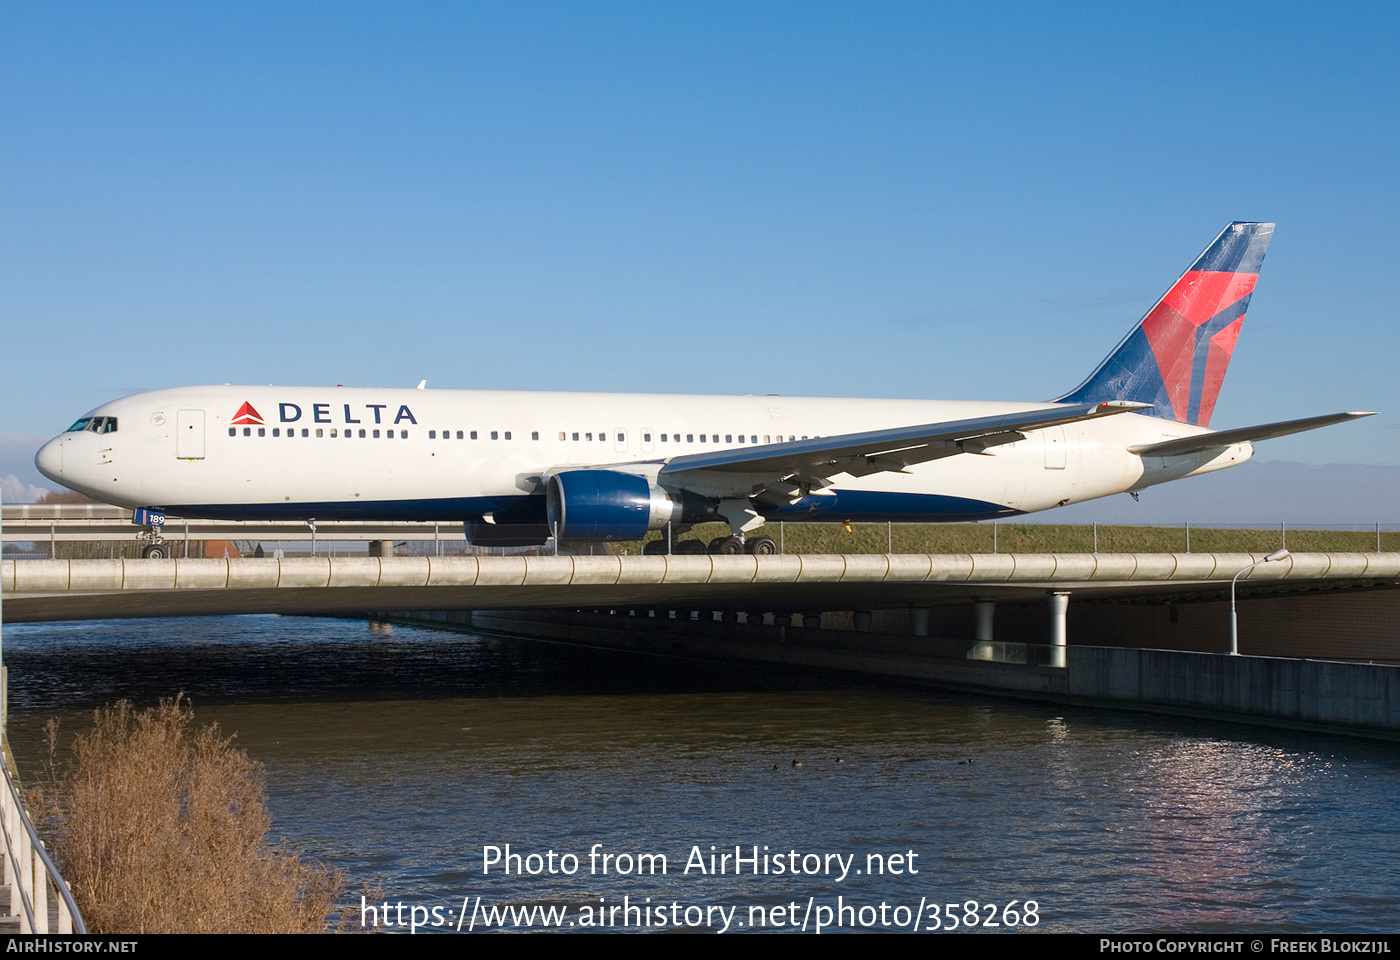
{"left": 546, "top": 470, "right": 679, "bottom": 541}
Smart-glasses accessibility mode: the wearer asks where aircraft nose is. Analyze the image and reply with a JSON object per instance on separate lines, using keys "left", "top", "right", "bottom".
{"left": 35, "top": 437, "right": 63, "bottom": 483}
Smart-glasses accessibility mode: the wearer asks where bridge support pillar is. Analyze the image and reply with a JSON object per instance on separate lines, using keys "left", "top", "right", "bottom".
{"left": 974, "top": 598, "right": 995, "bottom": 642}
{"left": 369, "top": 540, "right": 396, "bottom": 558}
{"left": 802, "top": 611, "right": 822, "bottom": 630}
{"left": 1048, "top": 591, "right": 1070, "bottom": 668}
{"left": 911, "top": 607, "right": 930, "bottom": 637}
{"left": 853, "top": 610, "right": 873, "bottom": 632}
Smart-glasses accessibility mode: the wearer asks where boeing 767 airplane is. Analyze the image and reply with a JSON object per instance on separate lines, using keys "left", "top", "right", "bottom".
{"left": 35, "top": 222, "right": 1371, "bottom": 556}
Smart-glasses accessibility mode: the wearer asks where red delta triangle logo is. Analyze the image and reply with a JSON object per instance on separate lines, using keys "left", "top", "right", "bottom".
{"left": 230, "top": 402, "right": 264, "bottom": 425}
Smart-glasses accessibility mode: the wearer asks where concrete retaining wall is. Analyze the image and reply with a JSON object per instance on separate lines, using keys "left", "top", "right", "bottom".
{"left": 418, "top": 609, "right": 1400, "bottom": 740}
{"left": 1069, "top": 646, "right": 1400, "bottom": 731}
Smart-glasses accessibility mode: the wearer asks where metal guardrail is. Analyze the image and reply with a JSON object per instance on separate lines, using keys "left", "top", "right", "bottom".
{"left": 1, "top": 497, "right": 85, "bottom": 933}
{"left": 2, "top": 515, "right": 467, "bottom": 543}
{"left": 4, "top": 506, "right": 1398, "bottom": 547}
{"left": 0, "top": 740, "right": 84, "bottom": 934}
{"left": 2, "top": 506, "right": 130, "bottom": 520}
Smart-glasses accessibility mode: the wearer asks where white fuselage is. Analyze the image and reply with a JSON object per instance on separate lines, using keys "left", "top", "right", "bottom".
{"left": 35, "top": 385, "right": 1251, "bottom": 530}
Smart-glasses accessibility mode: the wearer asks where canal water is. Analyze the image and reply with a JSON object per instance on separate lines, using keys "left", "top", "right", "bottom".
{"left": 3, "top": 614, "right": 1397, "bottom": 934}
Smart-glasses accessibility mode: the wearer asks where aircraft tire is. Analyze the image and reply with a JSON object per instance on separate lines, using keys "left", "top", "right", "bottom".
{"left": 708, "top": 536, "right": 744, "bottom": 555}
{"left": 679, "top": 540, "right": 707, "bottom": 555}
{"left": 745, "top": 536, "right": 778, "bottom": 555}
{"left": 642, "top": 540, "right": 667, "bottom": 555}
{"left": 141, "top": 543, "right": 169, "bottom": 560}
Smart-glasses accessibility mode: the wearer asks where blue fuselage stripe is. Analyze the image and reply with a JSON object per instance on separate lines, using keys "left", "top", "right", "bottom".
{"left": 164, "top": 491, "right": 1021, "bottom": 525}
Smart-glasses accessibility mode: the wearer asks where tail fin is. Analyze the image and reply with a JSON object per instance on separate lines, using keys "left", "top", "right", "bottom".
{"left": 1057, "top": 221, "right": 1274, "bottom": 426}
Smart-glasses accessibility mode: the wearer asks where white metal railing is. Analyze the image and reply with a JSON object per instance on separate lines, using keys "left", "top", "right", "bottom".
{"left": 0, "top": 743, "right": 84, "bottom": 934}
{"left": 0, "top": 491, "right": 86, "bottom": 933}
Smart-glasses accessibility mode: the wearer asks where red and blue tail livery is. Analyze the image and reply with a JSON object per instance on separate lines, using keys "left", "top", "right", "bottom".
{"left": 1058, "top": 222, "right": 1274, "bottom": 426}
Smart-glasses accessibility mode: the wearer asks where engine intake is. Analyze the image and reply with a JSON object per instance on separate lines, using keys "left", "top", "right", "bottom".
{"left": 546, "top": 470, "right": 677, "bottom": 541}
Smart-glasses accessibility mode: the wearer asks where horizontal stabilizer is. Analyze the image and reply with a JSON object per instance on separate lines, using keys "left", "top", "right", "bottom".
{"left": 1127, "top": 412, "right": 1375, "bottom": 458}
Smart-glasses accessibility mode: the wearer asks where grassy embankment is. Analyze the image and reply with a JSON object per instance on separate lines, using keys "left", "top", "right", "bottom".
{"left": 26, "top": 523, "right": 1397, "bottom": 558}
{"left": 616, "top": 522, "right": 1399, "bottom": 555}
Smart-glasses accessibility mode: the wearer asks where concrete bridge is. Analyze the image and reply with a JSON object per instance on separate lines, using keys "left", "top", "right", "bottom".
{"left": 5, "top": 551, "right": 1397, "bottom": 623}
{"left": 7, "top": 551, "right": 1400, "bottom": 739}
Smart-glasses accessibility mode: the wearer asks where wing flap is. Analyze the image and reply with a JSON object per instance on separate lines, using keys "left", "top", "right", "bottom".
{"left": 659, "top": 401, "right": 1151, "bottom": 491}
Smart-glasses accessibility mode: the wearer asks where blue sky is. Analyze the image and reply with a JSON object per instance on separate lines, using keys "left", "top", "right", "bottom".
{"left": 3, "top": 2, "right": 1398, "bottom": 500}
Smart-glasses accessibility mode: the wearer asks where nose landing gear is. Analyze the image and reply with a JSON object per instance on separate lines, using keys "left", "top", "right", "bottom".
{"left": 133, "top": 507, "right": 170, "bottom": 559}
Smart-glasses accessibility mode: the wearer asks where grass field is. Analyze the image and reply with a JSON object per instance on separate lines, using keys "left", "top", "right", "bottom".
{"left": 23, "top": 523, "right": 1399, "bottom": 559}
{"left": 616, "top": 522, "right": 1399, "bottom": 556}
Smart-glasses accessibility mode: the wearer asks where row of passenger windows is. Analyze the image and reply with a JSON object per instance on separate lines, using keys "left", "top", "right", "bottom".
{"left": 231, "top": 427, "right": 813, "bottom": 444}
{"left": 230, "top": 427, "right": 410, "bottom": 438}
{"left": 428, "top": 430, "right": 519, "bottom": 440}
{"left": 423, "top": 431, "right": 810, "bottom": 443}
{"left": 650, "top": 434, "right": 807, "bottom": 444}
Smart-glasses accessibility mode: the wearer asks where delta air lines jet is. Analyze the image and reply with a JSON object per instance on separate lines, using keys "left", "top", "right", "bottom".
{"left": 35, "top": 223, "right": 1371, "bottom": 557}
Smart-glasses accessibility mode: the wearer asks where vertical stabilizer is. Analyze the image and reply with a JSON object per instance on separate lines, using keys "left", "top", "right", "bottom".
{"left": 1058, "top": 222, "right": 1274, "bottom": 426}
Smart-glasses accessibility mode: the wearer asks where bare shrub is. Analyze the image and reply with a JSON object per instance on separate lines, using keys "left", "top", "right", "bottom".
{"left": 35, "top": 696, "right": 342, "bottom": 933}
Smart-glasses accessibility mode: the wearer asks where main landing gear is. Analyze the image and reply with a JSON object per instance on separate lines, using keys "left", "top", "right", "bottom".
{"left": 746, "top": 536, "right": 778, "bottom": 555}
{"left": 639, "top": 506, "right": 779, "bottom": 555}
{"left": 714, "top": 498, "right": 777, "bottom": 555}
{"left": 706, "top": 535, "right": 777, "bottom": 555}
{"left": 641, "top": 529, "right": 778, "bottom": 555}
{"left": 643, "top": 526, "right": 707, "bottom": 555}
{"left": 645, "top": 535, "right": 777, "bottom": 555}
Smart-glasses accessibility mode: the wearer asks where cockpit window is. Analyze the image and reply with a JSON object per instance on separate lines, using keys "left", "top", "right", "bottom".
{"left": 66, "top": 417, "right": 117, "bottom": 434}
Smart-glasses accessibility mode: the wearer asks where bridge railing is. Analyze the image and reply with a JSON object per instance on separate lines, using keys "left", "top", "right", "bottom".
{"left": 4, "top": 516, "right": 1400, "bottom": 560}
{"left": 0, "top": 742, "right": 85, "bottom": 934}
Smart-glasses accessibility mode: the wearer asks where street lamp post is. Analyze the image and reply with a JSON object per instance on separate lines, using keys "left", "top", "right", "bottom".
{"left": 1230, "top": 549, "right": 1290, "bottom": 656}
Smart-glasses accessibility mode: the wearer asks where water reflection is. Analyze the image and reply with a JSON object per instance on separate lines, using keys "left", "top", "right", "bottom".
{"left": 4, "top": 615, "right": 1397, "bottom": 933}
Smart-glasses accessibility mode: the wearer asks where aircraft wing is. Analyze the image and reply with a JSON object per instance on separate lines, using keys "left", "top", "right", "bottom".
{"left": 656, "top": 400, "right": 1150, "bottom": 499}
{"left": 1127, "top": 412, "right": 1375, "bottom": 458}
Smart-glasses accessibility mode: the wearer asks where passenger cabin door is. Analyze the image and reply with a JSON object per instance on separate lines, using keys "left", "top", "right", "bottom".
{"left": 176, "top": 409, "right": 206, "bottom": 460}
